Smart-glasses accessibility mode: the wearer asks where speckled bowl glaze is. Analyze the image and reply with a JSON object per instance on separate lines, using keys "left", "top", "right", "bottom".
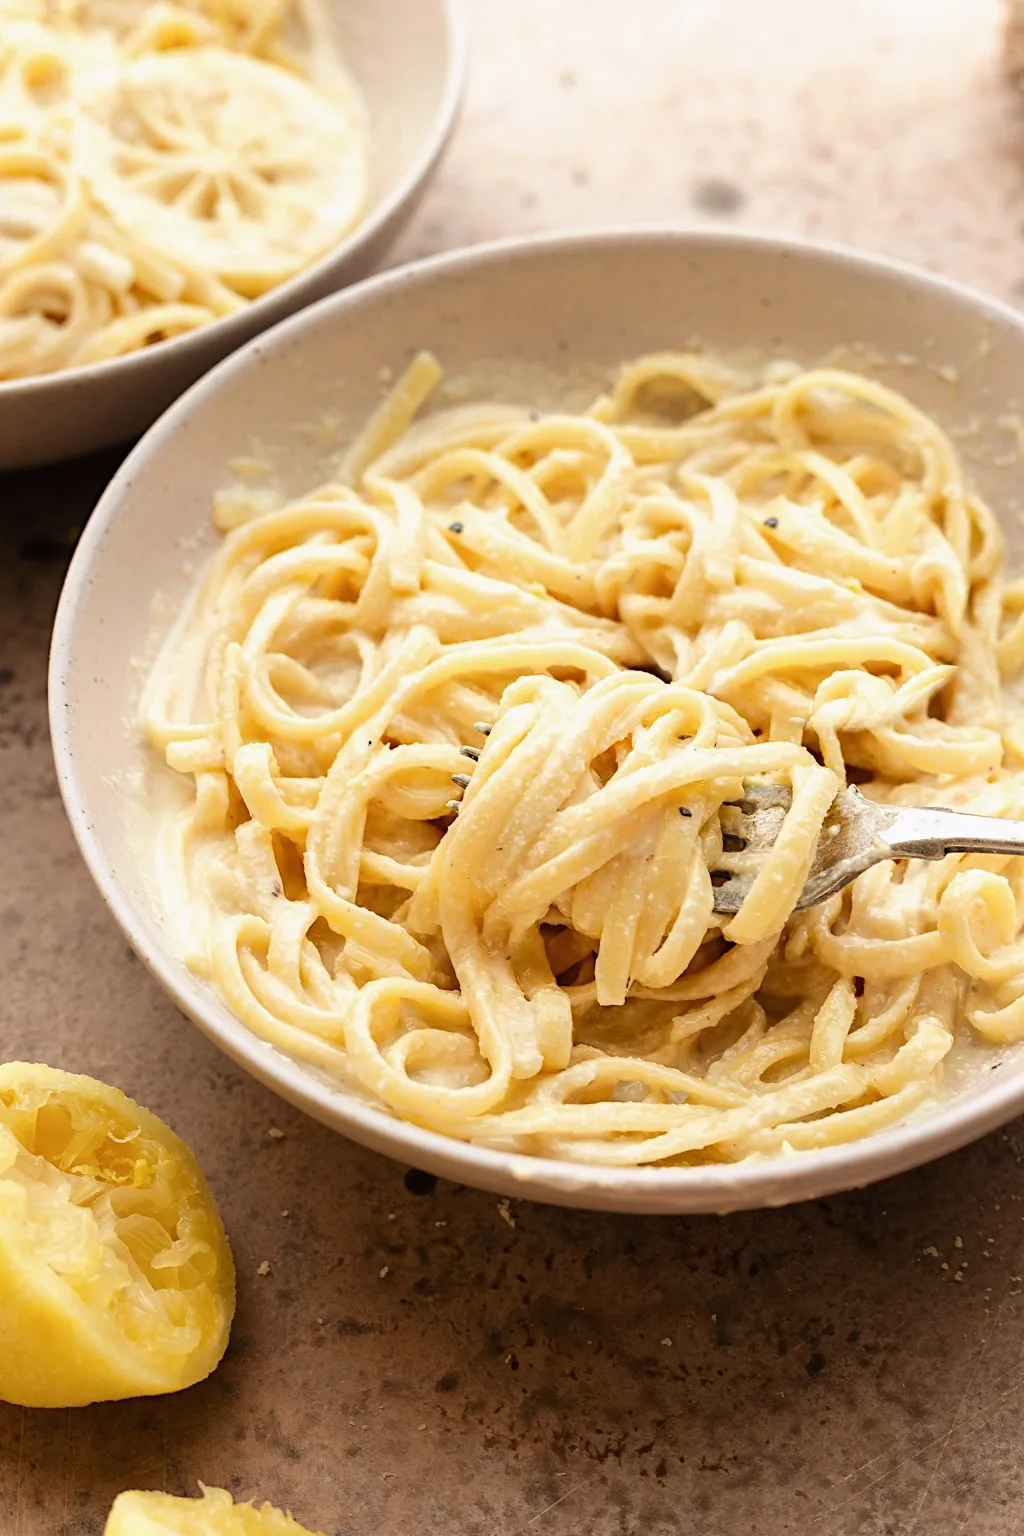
{"left": 0, "top": 0, "right": 465, "bottom": 471}
{"left": 49, "top": 229, "right": 1024, "bottom": 1212}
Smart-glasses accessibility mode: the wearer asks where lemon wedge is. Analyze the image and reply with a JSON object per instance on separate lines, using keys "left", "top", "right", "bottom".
{"left": 105, "top": 1486, "right": 323, "bottom": 1536}
{"left": 0, "top": 1062, "right": 235, "bottom": 1408}
{"left": 75, "top": 46, "right": 367, "bottom": 297}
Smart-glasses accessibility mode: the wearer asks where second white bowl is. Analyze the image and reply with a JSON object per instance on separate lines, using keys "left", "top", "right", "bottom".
{"left": 0, "top": 0, "right": 465, "bottom": 471}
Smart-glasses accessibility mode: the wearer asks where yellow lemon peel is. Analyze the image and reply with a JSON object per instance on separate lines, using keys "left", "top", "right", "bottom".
{"left": 104, "top": 1485, "right": 324, "bottom": 1536}
{"left": 0, "top": 1062, "right": 235, "bottom": 1407}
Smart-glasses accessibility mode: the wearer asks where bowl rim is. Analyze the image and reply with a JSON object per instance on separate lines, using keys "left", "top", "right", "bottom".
{"left": 49, "top": 225, "right": 1024, "bottom": 1211}
{"left": 0, "top": 0, "right": 467, "bottom": 402}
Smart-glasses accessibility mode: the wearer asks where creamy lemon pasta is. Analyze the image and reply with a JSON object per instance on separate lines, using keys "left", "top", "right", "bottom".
{"left": 143, "top": 353, "right": 1024, "bottom": 1166}
{"left": 0, "top": 0, "right": 366, "bottom": 379}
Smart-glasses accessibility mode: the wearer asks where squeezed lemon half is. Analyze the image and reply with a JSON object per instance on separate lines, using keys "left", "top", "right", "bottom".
{"left": 0, "top": 1062, "right": 235, "bottom": 1407}
{"left": 105, "top": 1486, "right": 323, "bottom": 1536}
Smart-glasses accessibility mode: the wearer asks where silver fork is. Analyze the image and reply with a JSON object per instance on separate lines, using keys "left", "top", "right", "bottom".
{"left": 450, "top": 734, "right": 1024, "bottom": 915}
{"left": 713, "top": 783, "right": 1024, "bottom": 915}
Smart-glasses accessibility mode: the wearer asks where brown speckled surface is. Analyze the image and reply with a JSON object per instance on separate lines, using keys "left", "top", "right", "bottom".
{"left": 7, "top": 2, "right": 1024, "bottom": 1532}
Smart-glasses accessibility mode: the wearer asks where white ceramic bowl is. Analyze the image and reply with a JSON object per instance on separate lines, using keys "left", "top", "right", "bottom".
{"left": 0, "top": 0, "right": 465, "bottom": 472}
{"left": 49, "top": 229, "right": 1024, "bottom": 1213}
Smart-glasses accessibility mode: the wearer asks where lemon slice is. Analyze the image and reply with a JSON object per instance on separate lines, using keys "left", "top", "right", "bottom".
{"left": 74, "top": 46, "right": 366, "bottom": 297}
{"left": 105, "top": 1486, "right": 323, "bottom": 1536}
{"left": 0, "top": 1062, "right": 235, "bottom": 1408}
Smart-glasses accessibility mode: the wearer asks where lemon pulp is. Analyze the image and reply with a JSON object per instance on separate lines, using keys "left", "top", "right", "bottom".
{"left": 105, "top": 1485, "right": 324, "bottom": 1536}
{"left": 0, "top": 1062, "right": 235, "bottom": 1407}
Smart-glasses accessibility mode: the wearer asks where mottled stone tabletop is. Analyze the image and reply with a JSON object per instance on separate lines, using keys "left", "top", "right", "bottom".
{"left": 6, "top": 2, "right": 1024, "bottom": 1533}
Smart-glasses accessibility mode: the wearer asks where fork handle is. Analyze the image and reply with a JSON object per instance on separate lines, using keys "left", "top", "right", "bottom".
{"left": 884, "top": 806, "right": 1024, "bottom": 862}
